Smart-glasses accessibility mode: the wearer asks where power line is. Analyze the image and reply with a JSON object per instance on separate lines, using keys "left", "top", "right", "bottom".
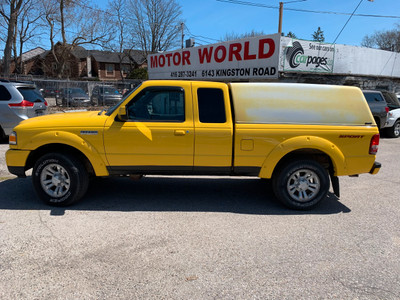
{"left": 216, "top": 0, "right": 400, "bottom": 19}
{"left": 184, "top": 25, "right": 222, "bottom": 43}
{"left": 331, "top": 0, "right": 363, "bottom": 45}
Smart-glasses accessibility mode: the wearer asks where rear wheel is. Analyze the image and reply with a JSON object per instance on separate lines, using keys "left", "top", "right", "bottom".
{"left": 32, "top": 153, "right": 89, "bottom": 206}
{"left": 272, "top": 160, "right": 330, "bottom": 210}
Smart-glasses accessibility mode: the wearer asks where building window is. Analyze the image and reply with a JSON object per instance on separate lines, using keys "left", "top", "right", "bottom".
{"left": 121, "top": 65, "right": 130, "bottom": 75}
{"left": 105, "top": 64, "right": 114, "bottom": 77}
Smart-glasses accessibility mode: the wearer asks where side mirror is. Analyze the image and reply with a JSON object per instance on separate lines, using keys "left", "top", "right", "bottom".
{"left": 118, "top": 106, "right": 128, "bottom": 121}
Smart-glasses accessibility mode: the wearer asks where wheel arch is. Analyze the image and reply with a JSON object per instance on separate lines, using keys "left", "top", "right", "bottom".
{"left": 258, "top": 136, "right": 346, "bottom": 179}
{"left": 26, "top": 143, "right": 100, "bottom": 177}
{"left": 22, "top": 130, "right": 109, "bottom": 176}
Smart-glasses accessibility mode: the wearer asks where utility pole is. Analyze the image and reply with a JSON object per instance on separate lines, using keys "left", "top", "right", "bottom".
{"left": 181, "top": 22, "right": 184, "bottom": 49}
{"left": 278, "top": 2, "right": 283, "bottom": 34}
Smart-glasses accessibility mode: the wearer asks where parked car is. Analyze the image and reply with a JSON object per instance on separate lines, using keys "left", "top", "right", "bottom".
{"left": 381, "top": 91, "right": 400, "bottom": 110}
{"left": 91, "top": 86, "right": 122, "bottom": 106}
{"left": 362, "top": 90, "right": 389, "bottom": 129}
{"left": 58, "top": 88, "right": 90, "bottom": 107}
{"left": 380, "top": 91, "right": 400, "bottom": 138}
{"left": 0, "top": 80, "right": 47, "bottom": 141}
{"left": 41, "top": 87, "right": 61, "bottom": 99}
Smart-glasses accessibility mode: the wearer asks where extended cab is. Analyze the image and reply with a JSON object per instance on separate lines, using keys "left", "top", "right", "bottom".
{"left": 6, "top": 81, "right": 381, "bottom": 209}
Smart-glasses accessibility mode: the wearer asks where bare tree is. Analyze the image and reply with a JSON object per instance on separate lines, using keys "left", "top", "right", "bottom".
{"left": 106, "top": 0, "right": 135, "bottom": 80}
{"left": 361, "top": 25, "right": 400, "bottom": 52}
{"left": 222, "top": 30, "right": 265, "bottom": 41}
{"left": 40, "top": 0, "right": 113, "bottom": 78}
{"left": 13, "top": 0, "right": 43, "bottom": 74}
{"left": 0, "top": 0, "right": 25, "bottom": 76}
{"left": 128, "top": 0, "right": 182, "bottom": 55}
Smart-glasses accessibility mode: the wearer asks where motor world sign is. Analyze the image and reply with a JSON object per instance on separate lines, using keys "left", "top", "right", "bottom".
{"left": 283, "top": 39, "right": 335, "bottom": 73}
{"left": 148, "top": 33, "right": 280, "bottom": 80}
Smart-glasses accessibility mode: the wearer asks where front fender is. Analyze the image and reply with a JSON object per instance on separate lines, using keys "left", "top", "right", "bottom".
{"left": 26, "top": 131, "right": 109, "bottom": 176}
{"left": 258, "top": 135, "right": 346, "bottom": 178}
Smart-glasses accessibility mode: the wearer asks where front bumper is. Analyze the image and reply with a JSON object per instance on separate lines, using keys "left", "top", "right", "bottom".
{"left": 6, "top": 149, "right": 30, "bottom": 178}
{"left": 7, "top": 166, "right": 26, "bottom": 178}
{"left": 369, "top": 161, "right": 381, "bottom": 175}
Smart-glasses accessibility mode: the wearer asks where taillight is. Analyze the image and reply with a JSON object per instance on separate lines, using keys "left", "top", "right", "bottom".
{"left": 369, "top": 134, "right": 380, "bottom": 155}
{"left": 385, "top": 106, "right": 389, "bottom": 113}
{"left": 44, "top": 101, "right": 48, "bottom": 106}
{"left": 8, "top": 100, "right": 34, "bottom": 107}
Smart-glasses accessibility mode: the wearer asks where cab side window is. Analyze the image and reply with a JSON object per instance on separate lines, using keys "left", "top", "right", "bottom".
{"left": 197, "top": 88, "right": 226, "bottom": 123}
{"left": 127, "top": 87, "right": 185, "bottom": 122}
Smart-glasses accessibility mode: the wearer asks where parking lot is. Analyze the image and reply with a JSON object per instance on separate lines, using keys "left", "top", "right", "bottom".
{"left": 0, "top": 137, "right": 399, "bottom": 299}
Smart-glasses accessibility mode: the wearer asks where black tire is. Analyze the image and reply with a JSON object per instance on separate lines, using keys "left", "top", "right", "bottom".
{"left": 384, "top": 119, "right": 400, "bottom": 138}
{"left": 272, "top": 160, "right": 330, "bottom": 210}
{"left": 90, "top": 97, "right": 97, "bottom": 106}
{"left": 32, "top": 153, "right": 89, "bottom": 206}
{"left": 0, "top": 126, "right": 7, "bottom": 143}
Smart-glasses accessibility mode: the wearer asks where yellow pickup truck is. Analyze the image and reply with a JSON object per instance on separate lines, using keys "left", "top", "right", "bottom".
{"left": 6, "top": 80, "right": 381, "bottom": 209}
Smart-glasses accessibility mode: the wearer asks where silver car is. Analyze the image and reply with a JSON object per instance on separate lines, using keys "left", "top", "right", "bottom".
{"left": 90, "top": 85, "right": 122, "bottom": 106}
{"left": 0, "top": 80, "right": 47, "bottom": 140}
{"left": 58, "top": 88, "right": 90, "bottom": 107}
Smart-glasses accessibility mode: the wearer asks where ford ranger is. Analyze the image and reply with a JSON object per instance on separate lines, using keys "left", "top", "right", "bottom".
{"left": 6, "top": 80, "right": 381, "bottom": 209}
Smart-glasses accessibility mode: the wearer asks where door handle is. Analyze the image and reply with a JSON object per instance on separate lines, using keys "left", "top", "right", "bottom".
{"left": 174, "top": 130, "right": 186, "bottom": 136}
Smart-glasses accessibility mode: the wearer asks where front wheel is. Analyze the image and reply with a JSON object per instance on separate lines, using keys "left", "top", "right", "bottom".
{"left": 32, "top": 153, "right": 89, "bottom": 206}
{"left": 272, "top": 160, "right": 330, "bottom": 210}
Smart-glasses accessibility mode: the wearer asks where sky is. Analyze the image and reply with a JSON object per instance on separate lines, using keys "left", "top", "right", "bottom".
{"left": 2, "top": 0, "right": 398, "bottom": 55}
{"left": 175, "top": 0, "right": 400, "bottom": 47}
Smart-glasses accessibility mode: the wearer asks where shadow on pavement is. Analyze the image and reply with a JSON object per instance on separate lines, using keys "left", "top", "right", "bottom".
{"left": 0, "top": 176, "right": 351, "bottom": 216}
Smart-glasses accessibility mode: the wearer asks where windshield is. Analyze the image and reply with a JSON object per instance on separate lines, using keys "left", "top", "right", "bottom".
{"left": 105, "top": 83, "right": 142, "bottom": 116}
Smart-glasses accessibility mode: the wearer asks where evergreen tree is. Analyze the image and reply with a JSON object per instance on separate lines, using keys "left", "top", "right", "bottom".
{"left": 312, "top": 27, "right": 325, "bottom": 42}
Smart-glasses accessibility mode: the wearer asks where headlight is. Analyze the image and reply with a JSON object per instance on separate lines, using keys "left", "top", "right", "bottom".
{"left": 9, "top": 131, "right": 17, "bottom": 145}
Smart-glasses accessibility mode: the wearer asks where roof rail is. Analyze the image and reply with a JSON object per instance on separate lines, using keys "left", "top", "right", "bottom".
{"left": 10, "top": 80, "right": 34, "bottom": 84}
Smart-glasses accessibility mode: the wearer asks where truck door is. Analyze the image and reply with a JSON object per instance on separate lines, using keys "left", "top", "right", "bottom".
{"left": 103, "top": 83, "right": 194, "bottom": 173}
{"left": 192, "top": 82, "right": 233, "bottom": 174}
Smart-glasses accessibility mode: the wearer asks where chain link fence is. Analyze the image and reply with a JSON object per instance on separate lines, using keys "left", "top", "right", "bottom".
{"left": 5, "top": 75, "right": 142, "bottom": 110}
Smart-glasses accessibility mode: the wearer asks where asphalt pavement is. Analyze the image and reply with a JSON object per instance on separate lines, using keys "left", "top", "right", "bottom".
{"left": 0, "top": 138, "right": 399, "bottom": 299}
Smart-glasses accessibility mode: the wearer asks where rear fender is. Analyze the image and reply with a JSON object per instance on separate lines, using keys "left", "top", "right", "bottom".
{"left": 258, "top": 136, "right": 346, "bottom": 178}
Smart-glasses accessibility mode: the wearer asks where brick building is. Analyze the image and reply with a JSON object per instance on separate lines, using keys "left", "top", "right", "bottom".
{"left": 9, "top": 44, "right": 147, "bottom": 81}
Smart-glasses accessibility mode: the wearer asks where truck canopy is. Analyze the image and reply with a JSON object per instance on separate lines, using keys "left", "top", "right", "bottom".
{"left": 229, "top": 83, "right": 375, "bottom": 126}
